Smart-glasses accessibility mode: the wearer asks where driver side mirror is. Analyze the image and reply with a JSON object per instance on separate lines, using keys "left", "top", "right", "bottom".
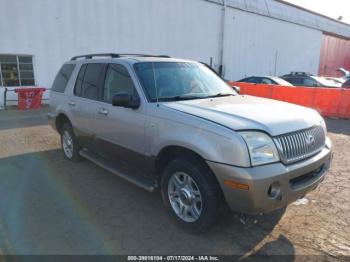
{"left": 112, "top": 93, "right": 140, "bottom": 109}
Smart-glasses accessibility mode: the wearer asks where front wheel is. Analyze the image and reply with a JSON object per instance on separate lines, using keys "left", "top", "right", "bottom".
{"left": 161, "top": 156, "right": 221, "bottom": 233}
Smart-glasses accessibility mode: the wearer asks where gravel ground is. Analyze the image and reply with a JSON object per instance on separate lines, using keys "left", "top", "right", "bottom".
{"left": 0, "top": 107, "right": 349, "bottom": 259}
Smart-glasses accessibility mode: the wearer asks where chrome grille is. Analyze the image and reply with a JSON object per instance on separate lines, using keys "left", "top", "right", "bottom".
{"left": 274, "top": 126, "right": 325, "bottom": 164}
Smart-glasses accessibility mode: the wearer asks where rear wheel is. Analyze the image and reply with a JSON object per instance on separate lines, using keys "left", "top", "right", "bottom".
{"left": 60, "top": 123, "right": 82, "bottom": 161}
{"left": 161, "top": 156, "right": 221, "bottom": 233}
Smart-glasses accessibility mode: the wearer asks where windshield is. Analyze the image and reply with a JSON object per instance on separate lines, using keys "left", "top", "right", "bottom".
{"left": 270, "top": 77, "right": 294, "bottom": 86}
{"left": 134, "top": 62, "right": 235, "bottom": 102}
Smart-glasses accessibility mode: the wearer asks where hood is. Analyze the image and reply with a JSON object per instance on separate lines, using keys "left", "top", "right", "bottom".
{"left": 164, "top": 95, "right": 323, "bottom": 136}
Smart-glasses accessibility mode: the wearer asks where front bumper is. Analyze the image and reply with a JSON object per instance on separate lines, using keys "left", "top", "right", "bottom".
{"left": 208, "top": 137, "right": 332, "bottom": 214}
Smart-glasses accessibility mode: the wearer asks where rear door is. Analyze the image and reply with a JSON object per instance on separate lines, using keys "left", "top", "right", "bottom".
{"left": 68, "top": 63, "right": 106, "bottom": 149}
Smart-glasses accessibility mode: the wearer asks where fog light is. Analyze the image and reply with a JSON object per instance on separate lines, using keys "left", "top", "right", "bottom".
{"left": 268, "top": 182, "right": 280, "bottom": 199}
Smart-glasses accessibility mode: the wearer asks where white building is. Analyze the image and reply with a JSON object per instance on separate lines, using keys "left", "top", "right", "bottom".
{"left": 1, "top": 0, "right": 350, "bottom": 107}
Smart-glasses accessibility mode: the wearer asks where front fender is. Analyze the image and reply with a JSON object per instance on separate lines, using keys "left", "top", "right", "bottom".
{"left": 149, "top": 107, "right": 250, "bottom": 167}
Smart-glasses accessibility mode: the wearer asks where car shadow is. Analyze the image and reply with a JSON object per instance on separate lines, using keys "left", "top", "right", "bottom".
{"left": 0, "top": 149, "right": 292, "bottom": 257}
{"left": 240, "top": 234, "right": 295, "bottom": 261}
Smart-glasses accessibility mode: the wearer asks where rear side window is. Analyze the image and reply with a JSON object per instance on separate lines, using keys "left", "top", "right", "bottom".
{"left": 51, "top": 64, "right": 75, "bottom": 93}
{"left": 74, "top": 63, "right": 105, "bottom": 100}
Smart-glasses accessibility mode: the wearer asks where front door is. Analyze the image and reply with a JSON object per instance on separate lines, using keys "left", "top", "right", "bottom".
{"left": 94, "top": 63, "right": 150, "bottom": 175}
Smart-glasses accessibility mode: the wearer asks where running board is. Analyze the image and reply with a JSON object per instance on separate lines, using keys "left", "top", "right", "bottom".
{"left": 79, "top": 149, "right": 157, "bottom": 192}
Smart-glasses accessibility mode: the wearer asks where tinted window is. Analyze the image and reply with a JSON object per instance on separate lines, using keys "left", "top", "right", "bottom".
{"left": 82, "top": 64, "right": 105, "bottom": 100}
{"left": 303, "top": 77, "right": 317, "bottom": 87}
{"left": 74, "top": 63, "right": 105, "bottom": 100}
{"left": 283, "top": 77, "right": 303, "bottom": 86}
{"left": 103, "top": 64, "right": 136, "bottom": 103}
{"left": 52, "top": 64, "right": 76, "bottom": 93}
{"left": 74, "top": 64, "right": 87, "bottom": 96}
{"left": 239, "top": 77, "right": 259, "bottom": 83}
{"left": 261, "top": 78, "right": 275, "bottom": 85}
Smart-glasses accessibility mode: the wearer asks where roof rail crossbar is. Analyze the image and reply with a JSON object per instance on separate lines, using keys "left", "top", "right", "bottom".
{"left": 71, "top": 53, "right": 170, "bottom": 61}
{"left": 290, "top": 71, "right": 311, "bottom": 76}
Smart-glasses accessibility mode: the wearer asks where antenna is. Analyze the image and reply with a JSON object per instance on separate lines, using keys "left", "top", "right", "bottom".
{"left": 152, "top": 62, "right": 159, "bottom": 105}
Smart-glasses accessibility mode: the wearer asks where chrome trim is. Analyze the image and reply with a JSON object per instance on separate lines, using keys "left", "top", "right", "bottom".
{"left": 274, "top": 126, "right": 325, "bottom": 164}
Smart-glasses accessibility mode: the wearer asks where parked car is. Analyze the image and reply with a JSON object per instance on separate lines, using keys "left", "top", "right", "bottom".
{"left": 237, "top": 76, "right": 294, "bottom": 86}
{"left": 200, "top": 62, "right": 240, "bottom": 93}
{"left": 281, "top": 72, "right": 341, "bottom": 88}
{"left": 336, "top": 67, "right": 350, "bottom": 80}
{"left": 324, "top": 77, "right": 345, "bottom": 85}
{"left": 342, "top": 78, "right": 350, "bottom": 88}
{"left": 49, "top": 54, "right": 332, "bottom": 232}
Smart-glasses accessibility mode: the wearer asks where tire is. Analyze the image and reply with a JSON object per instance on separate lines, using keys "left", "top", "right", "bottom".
{"left": 161, "top": 156, "right": 221, "bottom": 233}
{"left": 60, "top": 123, "right": 82, "bottom": 161}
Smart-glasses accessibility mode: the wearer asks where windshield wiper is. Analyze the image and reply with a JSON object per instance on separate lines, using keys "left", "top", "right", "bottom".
{"left": 157, "top": 95, "right": 203, "bottom": 102}
{"left": 157, "top": 93, "right": 233, "bottom": 102}
{"left": 204, "top": 93, "right": 234, "bottom": 98}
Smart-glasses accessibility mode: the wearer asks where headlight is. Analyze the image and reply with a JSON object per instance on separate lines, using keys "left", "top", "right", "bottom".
{"left": 239, "top": 131, "right": 280, "bottom": 166}
{"left": 320, "top": 118, "right": 327, "bottom": 135}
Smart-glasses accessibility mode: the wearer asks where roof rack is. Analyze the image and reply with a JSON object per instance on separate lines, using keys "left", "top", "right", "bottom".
{"left": 289, "top": 72, "right": 312, "bottom": 76}
{"left": 70, "top": 53, "right": 171, "bottom": 61}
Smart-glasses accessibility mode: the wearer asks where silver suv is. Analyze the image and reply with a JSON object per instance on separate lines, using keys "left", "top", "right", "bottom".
{"left": 49, "top": 53, "right": 332, "bottom": 232}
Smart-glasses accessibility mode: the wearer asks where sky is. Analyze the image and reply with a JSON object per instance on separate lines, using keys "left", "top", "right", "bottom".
{"left": 284, "top": 0, "right": 350, "bottom": 24}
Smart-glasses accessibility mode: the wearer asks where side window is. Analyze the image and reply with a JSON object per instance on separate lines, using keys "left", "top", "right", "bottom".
{"left": 74, "top": 64, "right": 87, "bottom": 97}
{"left": 252, "top": 77, "right": 261, "bottom": 83}
{"left": 261, "top": 78, "right": 274, "bottom": 85}
{"left": 284, "top": 77, "right": 302, "bottom": 86}
{"left": 74, "top": 63, "right": 105, "bottom": 100}
{"left": 242, "top": 77, "right": 259, "bottom": 83}
{"left": 82, "top": 64, "right": 105, "bottom": 100}
{"left": 238, "top": 77, "right": 250, "bottom": 83}
{"left": 51, "top": 64, "right": 76, "bottom": 93}
{"left": 303, "top": 77, "right": 317, "bottom": 87}
{"left": 103, "top": 64, "right": 136, "bottom": 103}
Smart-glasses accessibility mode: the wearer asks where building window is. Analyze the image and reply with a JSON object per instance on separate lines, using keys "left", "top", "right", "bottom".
{"left": 0, "top": 54, "right": 35, "bottom": 87}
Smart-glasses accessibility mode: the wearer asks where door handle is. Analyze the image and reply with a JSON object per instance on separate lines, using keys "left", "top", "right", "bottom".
{"left": 98, "top": 108, "right": 108, "bottom": 115}
{"left": 68, "top": 101, "right": 76, "bottom": 107}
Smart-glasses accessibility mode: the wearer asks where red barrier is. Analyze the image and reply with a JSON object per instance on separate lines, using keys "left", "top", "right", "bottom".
{"left": 229, "top": 82, "right": 350, "bottom": 119}
{"left": 15, "top": 87, "right": 46, "bottom": 110}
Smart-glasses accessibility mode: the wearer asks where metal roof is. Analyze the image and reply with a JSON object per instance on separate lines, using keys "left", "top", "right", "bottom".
{"left": 206, "top": 0, "right": 350, "bottom": 39}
